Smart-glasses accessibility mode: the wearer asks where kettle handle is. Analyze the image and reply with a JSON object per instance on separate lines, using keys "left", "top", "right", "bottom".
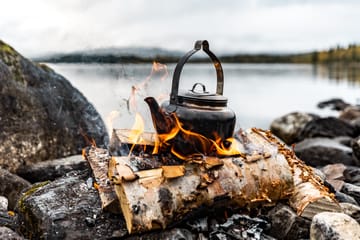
{"left": 170, "top": 40, "right": 224, "bottom": 105}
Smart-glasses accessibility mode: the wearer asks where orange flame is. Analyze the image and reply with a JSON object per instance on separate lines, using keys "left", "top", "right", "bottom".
{"left": 152, "top": 114, "right": 241, "bottom": 160}
{"left": 128, "top": 113, "right": 146, "bottom": 155}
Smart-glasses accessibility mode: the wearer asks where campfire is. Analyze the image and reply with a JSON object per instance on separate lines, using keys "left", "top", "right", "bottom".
{"left": 84, "top": 40, "right": 340, "bottom": 236}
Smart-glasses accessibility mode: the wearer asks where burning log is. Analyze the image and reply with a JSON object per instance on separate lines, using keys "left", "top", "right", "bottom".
{"left": 259, "top": 129, "right": 341, "bottom": 219}
{"left": 108, "top": 128, "right": 297, "bottom": 234}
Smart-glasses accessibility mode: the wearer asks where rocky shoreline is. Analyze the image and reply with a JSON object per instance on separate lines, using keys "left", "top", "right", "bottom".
{"left": 1, "top": 39, "right": 360, "bottom": 239}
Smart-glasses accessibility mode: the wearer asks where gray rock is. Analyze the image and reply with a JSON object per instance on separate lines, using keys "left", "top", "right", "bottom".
{"left": 310, "top": 212, "right": 360, "bottom": 240}
{"left": 340, "top": 202, "right": 360, "bottom": 223}
{"left": 0, "top": 226, "right": 24, "bottom": 240}
{"left": 298, "top": 117, "right": 358, "bottom": 140}
{"left": 0, "top": 196, "right": 8, "bottom": 211}
{"left": 0, "top": 40, "right": 108, "bottom": 172}
{"left": 335, "top": 191, "right": 358, "bottom": 205}
{"left": 339, "top": 106, "right": 360, "bottom": 121}
{"left": 16, "top": 170, "right": 126, "bottom": 239}
{"left": 317, "top": 98, "right": 351, "bottom": 111}
{"left": 267, "top": 204, "right": 310, "bottom": 240}
{"left": 294, "top": 137, "right": 355, "bottom": 167}
{"left": 270, "top": 112, "right": 318, "bottom": 145}
{"left": 0, "top": 168, "right": 30, "bottom": 210}
{"left": 16, "top": 155, "right": 89, "bottom": 183}
{"left": 341, "top": 182, "right": 360, "bottom": 204}
{"left": 352, "top": 137, "right": 360, "bottom": 166}
{"left": 344, "top": 166, "right": 360, "bottom": 186}
{"left": 125, "top": 228, "right": 194, "bottom": 240}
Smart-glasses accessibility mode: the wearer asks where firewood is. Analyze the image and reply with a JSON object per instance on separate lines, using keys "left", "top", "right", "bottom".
{"left": 88, "top": 128, "right": 340, "bottom": 234}
{"left": 110, "top": 129, "right": 295, "bottom": 234}
{"left": 256, "top": 128, "right": 342, "bottom": 219}
{"left": 84, "top": 147, "right": 119, "bottom": 213}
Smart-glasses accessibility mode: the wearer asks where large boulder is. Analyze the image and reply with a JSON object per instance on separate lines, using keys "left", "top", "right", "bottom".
{"left": 0, "top": 40, "right": 108, "bottom": 172}
{"left": 17, "top": 170, "right": 126, "bottom": 239}
{"left": 294, "top": 137, "right": 355, "bottom": 167}
{"left": 270, "top": 112, "right": 318, "bottom": 145}
{"left": 298, "top": 117, "right": 357, "bottom": 140}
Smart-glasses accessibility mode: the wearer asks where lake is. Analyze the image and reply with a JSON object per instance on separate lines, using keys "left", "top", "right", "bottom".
{"left": 47, "top": 63, "right": 360, "bottom": 133}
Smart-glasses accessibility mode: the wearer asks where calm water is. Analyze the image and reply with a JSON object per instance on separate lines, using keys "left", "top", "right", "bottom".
{"left": 47, "top": 63, "right": 360, "bottom": 132}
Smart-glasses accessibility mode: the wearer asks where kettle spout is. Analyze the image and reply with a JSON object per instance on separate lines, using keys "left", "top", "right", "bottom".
{"left": 144, "top": 97, "right": 175, "bottom": 134}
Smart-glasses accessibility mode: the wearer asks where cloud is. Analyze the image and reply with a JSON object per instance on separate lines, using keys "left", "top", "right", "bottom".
{"left": 0, "top": 0, "right": 359, "bottom": 57}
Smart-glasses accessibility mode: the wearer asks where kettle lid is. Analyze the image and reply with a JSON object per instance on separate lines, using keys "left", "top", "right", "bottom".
{"left": 178, "top": 83, "right": 228, "bottom": 107}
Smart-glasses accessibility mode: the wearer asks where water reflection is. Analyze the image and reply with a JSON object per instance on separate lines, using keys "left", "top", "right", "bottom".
{"left": 314, "top": 64, "right": 360, "bottom": 86}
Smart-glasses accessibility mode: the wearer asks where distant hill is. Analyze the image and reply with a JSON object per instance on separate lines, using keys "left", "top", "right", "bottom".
{"left": 34, "top": 44, "right": 360, "bottom": 64}
{"left": 33, "top": 47, "right": 185, "bottom": 63}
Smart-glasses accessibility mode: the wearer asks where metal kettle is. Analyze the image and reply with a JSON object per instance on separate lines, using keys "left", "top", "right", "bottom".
{"left": 145, "top": 40, "right": 236, "bottom": 156}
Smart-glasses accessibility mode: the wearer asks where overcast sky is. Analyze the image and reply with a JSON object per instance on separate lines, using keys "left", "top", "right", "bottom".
{"left": 1, "top": 0, "right": 359, "bottom": 57}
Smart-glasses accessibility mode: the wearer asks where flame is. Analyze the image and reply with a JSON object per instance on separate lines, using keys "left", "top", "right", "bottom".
{"left": 128, "top": 113, "right": 145, "bottom": 154}
{"left": 152, "top": 114, "right": 241, "bottom": 160}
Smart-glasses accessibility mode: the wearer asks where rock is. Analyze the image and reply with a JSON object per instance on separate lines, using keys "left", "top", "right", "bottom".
{"left": 124, "top": 228, "right": 194, "bottom": 240}
{"left": 298, "top": 117, "right": 358, "bottom": 140}
{"left": 267, "top": 204, "right": 310, "bottom": 239}
{"left": 270, "top": 112, "right": 318, "bottom": 145}
{"left": 341, "top": 183, "right": 360, "bottom": 204}
{"left": 0, "top": 39, "right": 108, "bottom": 172}
{"left": 17, "top": 170, "right": 126, "bottom": 239}
{"left": 317, "top": 98, "right": 351, "bottom": 111}
{"left": 340, "top": 202, "right": 360, "bottom": 223}
{"left": 339, "top": 106, "right": 360, "bottom": 121}
{"left": 335, "top": 191, "right": 359, "bottom": 205}
{"left": 0, "top": 196, "right": 8, "bottom": 211}
{"left": 310, "top": 212, "right": 360, "bottom": 240}
{"left": 0, "top": 211, "right": 20, "bottom": 235}
{"left": 16, "top": 155, "right": 89, "bottom": 183}
{"left": 321, "top": 163, "right": 346, "bottom": 181}
{"left": 320, "top": 164, "right": 346, "bottom": 191}
{"left": 0, "top": 226, "right": 24, "bottom": 240}
{"left": 294, "top": 137, "right": 355, "bottom": 167}
{"left": 344, "top": 166, "right": 360, "bottom": 186}
{"left": 0, "top": 168, "right": 30, "bottom": 210}
{"left": 352, "top": 137, "right": 360, "bottom": 166}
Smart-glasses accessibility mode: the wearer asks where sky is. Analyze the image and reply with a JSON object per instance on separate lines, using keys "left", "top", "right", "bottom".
{"left": 1, "top": 0, "right": 360, "bottom": 57}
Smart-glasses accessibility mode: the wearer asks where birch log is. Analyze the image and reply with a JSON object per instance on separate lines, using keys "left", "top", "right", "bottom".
{"left": 256, "top": 129, "right": 341, "bottom": 219}
{"left": 109, "top": 128, "right": 295, "bottom": 234}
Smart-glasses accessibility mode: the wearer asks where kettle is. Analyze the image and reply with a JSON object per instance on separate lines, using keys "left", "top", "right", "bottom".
{"left": 145, "top": 40, "right": 236, "bottom": 156}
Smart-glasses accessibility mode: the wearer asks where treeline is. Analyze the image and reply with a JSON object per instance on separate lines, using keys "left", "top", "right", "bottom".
{"left": 36, "top": 44, "right": 360, "bottom": 64}
{"left": 220, "top": 44, "right": 360, "bottom": 64}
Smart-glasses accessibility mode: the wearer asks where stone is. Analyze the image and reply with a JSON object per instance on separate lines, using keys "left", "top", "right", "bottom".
{"left": 270, "top": 112, "right": 318, "bottom": 145}
{"left": 320, "top": 163, "right": 346, "bottom": 191}
{"left": 267, "top": 204, "right": 310, "bottom": 240}
{"left": 294, "top": 137, "right": 355, "bottom": 167}
{"left": 0, "top": 196, "right": 8, "bottom": 211}
{"left": 298, "top": 117, "right": 358, "bottom": 140}
{"left": 339, "top": 106, "right": 360, "bottom": 121}
{"left": 352, "top": 137, "right": 360, "bottom": 166}
{"left": 0, "top": 40, "right": 108, "bottom": 172}
{"left": 0, "top": 168, "right": 30, "bottom": 210}
{"left": 344, "top": 166, "right": 360, "bottom": 186}
{"left": 340, "top": 202, "right": 360, "bottom": 223}
{"left": 124, "top": 228, "right": 194, "bottom": 240}
{"left": 341, "top": 183, "right": 360, "bottom": 204}
{"left": 321, "top": 163, "right": 346, "bottom": 181}
{"left": 317, "top": 98, "right": 351, "bottom": 111}
{"left": 17, "top": 170, "right": 126, "bottom": 239}
{"left": 16, "top": 155, "right": 89, "bottom": 183}
{"left": 0, "top": 226, "right": 24, "bottom": 240}
{"left": 335, "top": 191, "right": 358, "bottom": 205}
{"left": 310, "top": 212, "right": 360, "bottom": 240}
